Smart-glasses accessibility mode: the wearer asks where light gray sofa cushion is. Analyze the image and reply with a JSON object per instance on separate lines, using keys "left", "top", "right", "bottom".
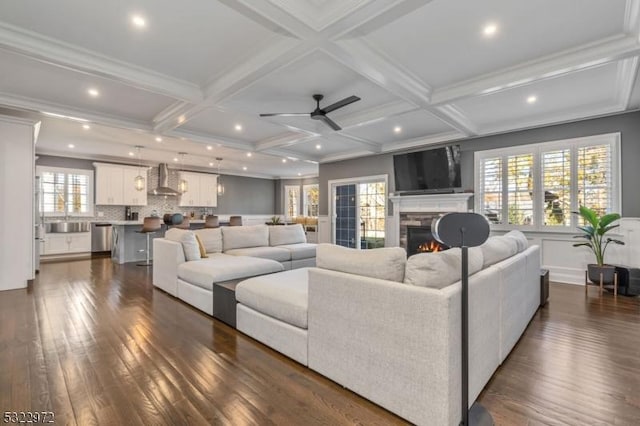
{"left": 503, "top": 230, "right": 528, "bottom": 252}
{"left": 316, "top": 244, "right": 407, "bottom": 283}
{"left": 403, "top": 247, "right": 483, "bottom": 289}
{"left": 269, "top": 224, "right": 307, "bottom": 246}
{"left": 276, "top": 243, "right": 316, "bottom": 260}
{"left": 481, "top": 236, "right": 519, "bottom": 268}
{"left": 193, "top": 228, "right": 223, "bottom": 254}
{"left": 165, "top": 228, "right": 200, "bottom": 261}
{"left": 177, "top": 253, "right": 283, "bottom": 290}
{"left": 225, "top": 246, "right": 291, "bottom": 262}
{"left": 236, "top": 268, "right": 310, "bottom": 329}
{"left": 222, "top": 224, "right": 269, "bottom": 250}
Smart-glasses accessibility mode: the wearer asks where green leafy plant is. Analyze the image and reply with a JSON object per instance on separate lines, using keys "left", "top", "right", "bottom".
{"left": 572, "top": 206, "right": 624, "bottom": 266}
{"left": 269, "top": 216, "right": 281, "bottom": 225}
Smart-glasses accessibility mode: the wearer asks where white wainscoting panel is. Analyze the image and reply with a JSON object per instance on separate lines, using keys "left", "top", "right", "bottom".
{"left": 317, "top": 216, "right": 331, "bottom": 244}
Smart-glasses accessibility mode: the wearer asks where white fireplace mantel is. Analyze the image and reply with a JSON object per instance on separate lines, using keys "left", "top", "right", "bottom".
{"left": 386, "top": 193, "right": 473, "bottom": 247}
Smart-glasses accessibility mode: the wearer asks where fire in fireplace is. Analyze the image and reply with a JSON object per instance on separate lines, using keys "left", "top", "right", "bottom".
{"left": 407, "top": 226, "right": 449, "bottom": 256}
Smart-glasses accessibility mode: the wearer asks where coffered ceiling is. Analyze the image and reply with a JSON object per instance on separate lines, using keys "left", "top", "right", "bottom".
{"left": 0, "top": 0, "right": 638, "bottom": 178}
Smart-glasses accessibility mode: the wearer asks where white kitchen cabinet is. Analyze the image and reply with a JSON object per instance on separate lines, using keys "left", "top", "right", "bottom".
{"left": 94, "top": 163, "right": 148, "bottom": 206}
{"left": 122, "top": 168, "right": 147, "bottom": 206}
{"left": 42, "top": 233, "right": 91, "bottom": 255}
{"left": 178, "top": 172, "right": 217, "bottom": 207}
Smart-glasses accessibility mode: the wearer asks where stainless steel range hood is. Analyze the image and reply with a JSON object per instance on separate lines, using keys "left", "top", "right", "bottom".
{"left": 148, "top": 163, "right": 181, "bottom": 196}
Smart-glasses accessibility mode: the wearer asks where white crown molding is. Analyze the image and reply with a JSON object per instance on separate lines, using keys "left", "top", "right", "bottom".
{"left": 268, "top": 0, "right": 373, "bottom": 33}
{"left": 431, "top": 35, "right": 640, "bottom": 105}
{"left": 380, "top": 130, "right": 462, "bottom": 153}
{"left": 0, "top": 22, "right": 202, "bottom": 103}
{"left": 0, "top": 92, "right": 151, "bottom": 131}
{"left": 219, "top": 0, "right": 315, "bottom": 39}
{"left": 319, "top": 149, "right": 379, "bottom": 163}
{"left": 430, "top": 105, "right": 478, "bottom": 136}
{"left": 615, "top": 56, "right": 640, "bottom": 108}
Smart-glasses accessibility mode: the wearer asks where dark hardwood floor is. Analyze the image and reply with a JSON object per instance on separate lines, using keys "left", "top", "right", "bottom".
{"left": 1, "top": 258, "right": 639, "bottom": 425}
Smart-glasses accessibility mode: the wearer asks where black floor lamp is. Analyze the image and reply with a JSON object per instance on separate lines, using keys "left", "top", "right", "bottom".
{"left": 432, "top": 212, "right": 494, "bottom": 426}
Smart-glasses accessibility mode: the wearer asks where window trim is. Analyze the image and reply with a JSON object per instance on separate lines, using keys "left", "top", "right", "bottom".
{"left": 284, "top": 184, "right": 300, "bottom": 220}
{"left": 36, "top": 166, "right": 95, "bottom": 217}
{"left": 474, "top": 133, "right": 621, "bottom": 233}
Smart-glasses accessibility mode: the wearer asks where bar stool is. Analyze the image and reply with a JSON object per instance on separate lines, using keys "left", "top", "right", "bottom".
{"left": 175, "top": 216, "right": 190, "bottom": 229}
{"left": 137, "top": 217, "right": 161, "bottom": 266}
{"left": 204, "top": 215, "right": 219, "bottom": 228}
{"left": 229, "top": 216, "right": 243, "bottom": 226}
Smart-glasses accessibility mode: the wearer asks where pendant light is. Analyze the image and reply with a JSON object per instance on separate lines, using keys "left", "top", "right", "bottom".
{"left": 216, "top": 157, "right": 225, "bottom": 196}
{"left": 178, "top": 152, "right": 188, "bottom": 194}
{"left": 133, "top": 145, "right": 145, "bottom": 191}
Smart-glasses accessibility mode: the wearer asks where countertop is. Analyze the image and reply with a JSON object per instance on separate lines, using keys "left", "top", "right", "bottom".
{"left": 96, "top": 219, "right": 207, "bottom": 225}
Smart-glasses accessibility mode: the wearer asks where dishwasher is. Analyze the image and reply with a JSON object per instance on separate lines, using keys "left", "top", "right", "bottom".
{"left": 91, "top": 222, "right": 113, "bottom": 254}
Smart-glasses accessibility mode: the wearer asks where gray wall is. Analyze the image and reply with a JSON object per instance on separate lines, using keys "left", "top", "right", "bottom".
{"left": 36, "top": 155, "right": 277, "bottom": 215}
{"left": 319, "top": 110, "right": 640, "bottom": 216}
{"left": 274, "top": 177, "right": 320, "bottom": 215}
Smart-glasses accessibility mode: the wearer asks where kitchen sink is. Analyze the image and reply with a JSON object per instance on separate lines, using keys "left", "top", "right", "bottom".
{"left": 45, "top": 221, "right": 91, "bottom": 233}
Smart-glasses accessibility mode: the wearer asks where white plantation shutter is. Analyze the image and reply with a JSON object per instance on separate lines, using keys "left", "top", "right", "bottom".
{"left": 41, "top": 171, "right": 67, "bottom": 214}
{"left": 67, "top": 173, "right": 90, "bottom": 214}
{"left": 507, "top": 154, "right": 533, "bottom": 225}
{"left": 38, "top": 167, "right": 94, "bottom": 216}
{"left": 475, "top": 133, "right": 619, "bottom": 231}
{"left": 542, "top": 149, "right": 571, "bottom": 227}
{"left": 479, "top": 157, "right": 503, "bottom": 224}
{"left": 577, "top": 144, "right": 612, "bottom": 218}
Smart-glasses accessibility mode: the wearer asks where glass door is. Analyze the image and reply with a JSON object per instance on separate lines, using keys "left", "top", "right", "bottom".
{"left": 331, "top": 177, "right": 386, "bottom": 249}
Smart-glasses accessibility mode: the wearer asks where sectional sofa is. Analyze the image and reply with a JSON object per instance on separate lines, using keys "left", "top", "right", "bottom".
{"left": 235, "top": 231, "right": 540, "bottom": 426}
{"left": 152, "top": 224, "right": 316, "bottom": 315}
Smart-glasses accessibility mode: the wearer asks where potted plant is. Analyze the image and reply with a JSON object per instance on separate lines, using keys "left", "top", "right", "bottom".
{"left": 572, "top": 206, "right": 624, "bottom": 284}
{"left": 267, "top": 216, "right": 282, "bottom": 225}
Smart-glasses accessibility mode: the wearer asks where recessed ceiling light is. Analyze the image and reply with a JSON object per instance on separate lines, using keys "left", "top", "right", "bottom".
{"left": 246, "top": 152, "right": 252, "bottom": 157}
{"left": 282, "top": 158, "right": 287, "bottom": 163}
{"left": 235, "top": 124, "right": 243, "bottom": 131}
{"left": 527, "top": 95, "right": 538, "bottom": 104}
{"left": 315, "top": 144, "right": 322, "bottom": 150}
{"left": 209, "top": 162, "right": 214, "bottom": 166}
{"left": 297, "top": 173, "right": 302, "bottom": 176}
{"left": 128, "top": 151, "right": 135, "bottom": 156}
{"left": 393, "top": 126, "right": 402, "bottom": 134}
{"left": 242, "top": 166, "right": 248, "bottom": 171}
{"left": 206, "top": 145, "right": 212, "bottom": 150}
{"left": 173, "top": 157, "right": 178, "bottom": 162}
{"left": 155, "top": 136, "right": 162, "bottom": 142}
{"left": 82, "top": 124, "right": 91, "bottom": 130}
{"left": 483, "top": 23, "right": 498, "bottom": 37}
{"left": 178, "top": 115, "right": 186, "bottom": 124}
{"left": 87, "top": 88, "right": 99, "bottom": 97}
{"left": 68, "top": 144, "right": 75, "bottom": 149}
{"left": 131, "top": 15, "right": 146, "bottom": 28}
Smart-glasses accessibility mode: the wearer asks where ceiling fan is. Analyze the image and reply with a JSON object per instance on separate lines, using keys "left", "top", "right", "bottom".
{"left": 259, "top": 94, "right": 360, "bottom": 131}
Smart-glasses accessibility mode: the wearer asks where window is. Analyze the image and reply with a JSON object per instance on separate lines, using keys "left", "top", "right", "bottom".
{"left": 37, "top": 166, "right": 94, "bottom": 217}
{"left": 284, "top": 185, "right": 300, "bottom": 219}
{"left": 303, "top": 184, "right": 319, "bottom": 217}
{"left": 475, "top": 133, "right": 620, "bottom": 231}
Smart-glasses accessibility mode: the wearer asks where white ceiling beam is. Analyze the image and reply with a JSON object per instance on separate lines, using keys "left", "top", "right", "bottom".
{"left": 431, "top": 105, "right": 479, "bottom": 135}
{"left": 615, "top": 57, "right": 640, "bottom": 108}
{"left": 328, "top": 133, "right": 382, "bottom": 152}
{"left": 431, "top": 35, "right": 640, "bottom": 105}
{"left": 0, "top": 22, "right": 202, "bottom": 103}
{"left": 255, "top": 133, "right": 318, "bottom": 151}
{"left": 167, "top": 128, "right": 254, "bottom": 151}
{"left": 337, "top": 100, "right": 417, "bottom": 129}
{"left": 217, "top": 0, "right": 316, "bottom": 39}
{"left": 253, "top": 147, "right": 317, "bottom": 162}
{"left": 0, "top": 92, "right": 151, "bottom": 132}
{"left": 327, "top": 0, "right": 434, "bottom": 40}
{"left": 319, "top": 149, "right": 379, "bottom": 163}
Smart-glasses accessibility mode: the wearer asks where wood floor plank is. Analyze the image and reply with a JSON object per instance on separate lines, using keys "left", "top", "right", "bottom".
{"left": 1, "top": 258, "right": 639, "bottom": 425}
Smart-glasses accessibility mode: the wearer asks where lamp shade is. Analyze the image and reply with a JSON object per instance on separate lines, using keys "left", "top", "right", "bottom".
{"left": 134, "top": 174, "right": 145, "bottom": 191}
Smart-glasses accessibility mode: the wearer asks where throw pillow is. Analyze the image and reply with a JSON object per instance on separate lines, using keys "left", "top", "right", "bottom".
{"left": 165, "top": 228, "right": 201, "bottom": 261}
{"left": 403, "top": 247, "right": 483, "bottom": 289}
{"left": 269, "top": 224, "right": 306, "bottom": 246}
{"left": 194, "top": 234, "right": 208, "bottom": 258}
{"left": 503, "top": 230, "right": 528, "bottom": 252}
{"left": 221, "top": 224, "right": 269, "bottom": 250}
{"left": 480, "top": 236, "right": 518, "bottom": 268}
{"left": 193, "top": 228, "right": 223, "bottom": 253}
{"left": 316, "top": 244, "right": 407, "bottom": 283}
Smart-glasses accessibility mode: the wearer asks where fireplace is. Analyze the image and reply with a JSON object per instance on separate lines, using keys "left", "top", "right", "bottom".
{"left": 406, "top": 226, "right": 448, "bottom": 256}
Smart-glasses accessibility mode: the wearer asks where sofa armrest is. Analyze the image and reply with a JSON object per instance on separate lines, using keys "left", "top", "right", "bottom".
{"left": 307, "top": 268, "right": 459, "bottom": 426}
{"left": 152, "top": 238, "right": 185, "bottom": 296}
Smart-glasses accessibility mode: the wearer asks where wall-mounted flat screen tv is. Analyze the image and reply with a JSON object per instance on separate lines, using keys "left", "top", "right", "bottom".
{"left": 393, "top": 145, "right": 462, "bottom": 193}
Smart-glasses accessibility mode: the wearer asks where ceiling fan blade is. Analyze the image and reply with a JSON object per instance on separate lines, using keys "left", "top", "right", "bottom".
{"left": 259, "top": 113, "right": 310, "bottom": 117}
{"left": 319, "top": 115, "right": 341, "bottom": 131}
{"left": 322, "top": 95, "right": 361, "bottom": 113}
